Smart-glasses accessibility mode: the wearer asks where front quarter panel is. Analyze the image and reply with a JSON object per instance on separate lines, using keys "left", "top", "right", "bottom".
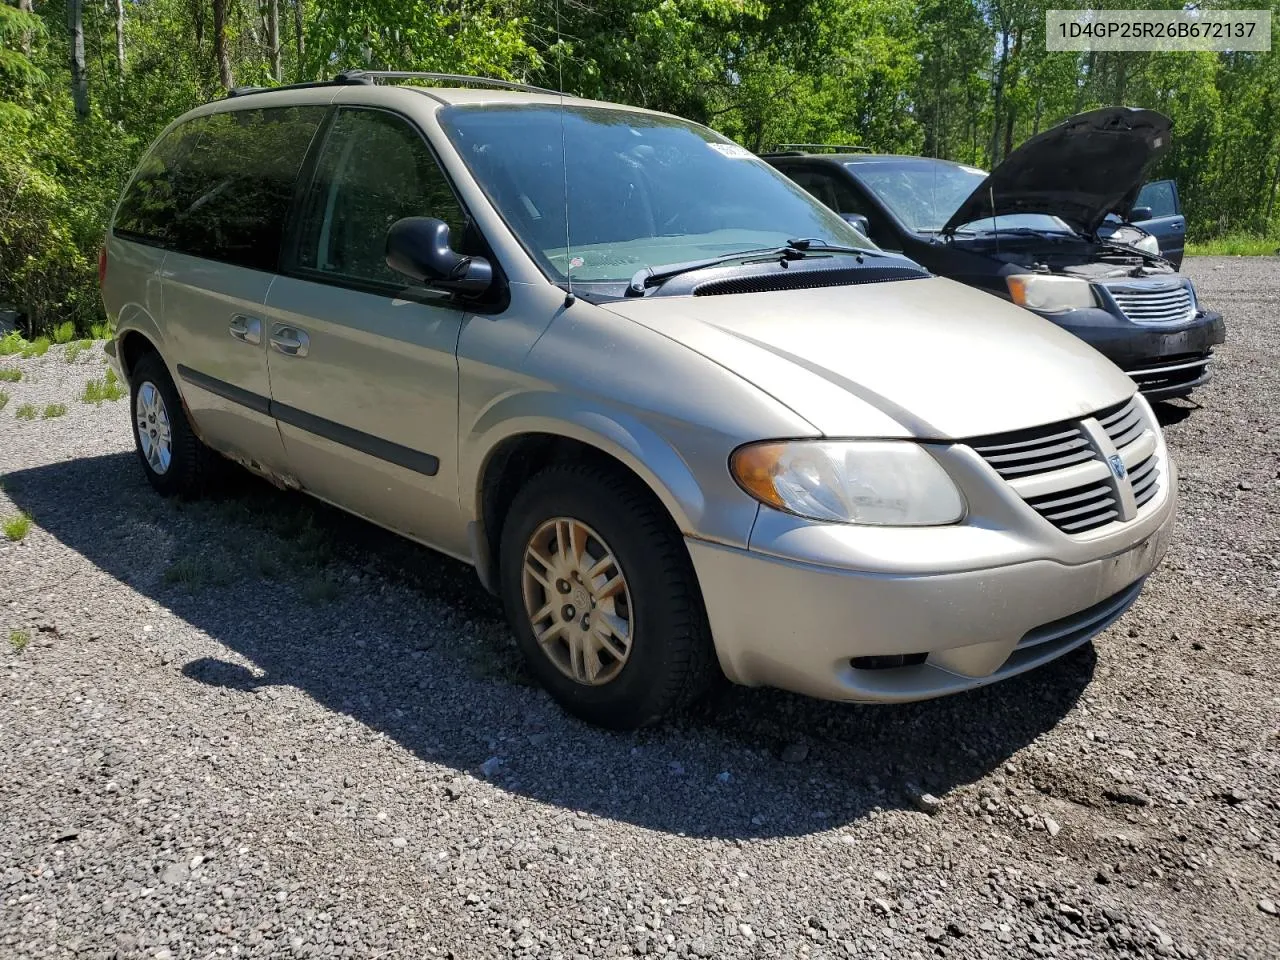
{"left": 458, "top": 286, "right": 819, "bottom": 550}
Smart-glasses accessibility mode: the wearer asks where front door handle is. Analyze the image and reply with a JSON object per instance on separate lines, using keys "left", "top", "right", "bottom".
{"left": 269, "top": 325, "right": 310, "bottom": 358}
{"left": 229, "top": 314, "right": 262, "bottom": 345}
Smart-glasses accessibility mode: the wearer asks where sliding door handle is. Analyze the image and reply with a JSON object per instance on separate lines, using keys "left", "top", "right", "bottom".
{"left": 229, "top": 314, "right": 262, "bottom": 345}
{"left": 270, "top": 326, "right": 310, "bottom": 358}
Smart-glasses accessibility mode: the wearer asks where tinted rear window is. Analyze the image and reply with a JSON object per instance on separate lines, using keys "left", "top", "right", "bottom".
{"left": 114, "top": 106, "right": 326, "bottom": 271}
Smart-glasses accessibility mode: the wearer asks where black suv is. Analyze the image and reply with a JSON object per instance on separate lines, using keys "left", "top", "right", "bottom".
{"left": 764, "top": 108, "right": 1225, "bottom": 400}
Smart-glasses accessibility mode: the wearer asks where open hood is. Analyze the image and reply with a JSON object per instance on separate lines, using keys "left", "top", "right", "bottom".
{"left": 941, "top": 107, "right": 1171, "bottom": 236}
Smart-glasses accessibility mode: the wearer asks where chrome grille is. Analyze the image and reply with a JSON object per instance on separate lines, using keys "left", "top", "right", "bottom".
{"left": 969, "top": 422, "right": 1097, "bottom": 479}
{"left": 1108, "top": 282, "right": 1195, "bottom": 325}
{"left": 967, "top": 397, "right": 1163, "bottom": 535}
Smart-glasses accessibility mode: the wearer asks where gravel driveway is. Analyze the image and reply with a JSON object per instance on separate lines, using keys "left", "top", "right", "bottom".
{"left": 2, "top": 258, "right": 1277, "bottom": 960}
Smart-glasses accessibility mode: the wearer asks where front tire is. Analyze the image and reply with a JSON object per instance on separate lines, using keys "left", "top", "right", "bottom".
{"left": 498, "top": 462, "right": 718, "bottom": 729}
{"left": 129, "top": 351, "right": 215, "bottom": 498}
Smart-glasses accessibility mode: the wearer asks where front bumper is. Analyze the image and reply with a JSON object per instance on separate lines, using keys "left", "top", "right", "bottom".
{"left": 1045, "top": 307, "right": 1225, "bottom": 399}
{"left": 688, "top": 441, "right": 1177, "bottom": 703}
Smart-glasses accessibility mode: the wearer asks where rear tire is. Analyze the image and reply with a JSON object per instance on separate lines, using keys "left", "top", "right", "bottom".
{"left": 498, "top": 462, "right": 718, "bottom": 729}
{"left": 129, "top": 351, "right": 216, "bottom": 498}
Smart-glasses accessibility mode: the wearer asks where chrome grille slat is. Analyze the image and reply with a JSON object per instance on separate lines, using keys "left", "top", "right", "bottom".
{"left": 967, "top": 396, "right": 1163, "bottom": 535}
{"left": 1108, "top": 283, "right": 1195, "bottom": 325}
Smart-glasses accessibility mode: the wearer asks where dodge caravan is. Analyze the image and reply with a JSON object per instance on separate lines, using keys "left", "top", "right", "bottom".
{"left": 101, "top": 73, "right": 1177, "bottom": 728}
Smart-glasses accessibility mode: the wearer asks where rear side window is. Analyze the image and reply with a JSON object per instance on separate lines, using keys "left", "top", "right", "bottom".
{"left": 1136, "top": 180, "right": 1178, "bottom": 218}
{"left": 113, "top": 121, "right": 205, "bottom": 247}
{"left": 291, "top": 108, "right": 467, "bottom": 288}
{"left": 114, "top": 106, "right": 326, "bottom": 271}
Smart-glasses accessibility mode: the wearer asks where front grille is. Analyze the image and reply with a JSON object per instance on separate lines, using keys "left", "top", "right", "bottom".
{"left": 1124, "top": 352, "right": 1212, "bottom": 395}
{"left": 967, "top": 396, "right": 1162, "bottom": 535}
{"left": 1108, "top": 282, "right": 1195, "bottom": 325}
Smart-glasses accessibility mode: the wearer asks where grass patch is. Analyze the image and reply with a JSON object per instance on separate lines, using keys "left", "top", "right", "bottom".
{"left": 89, "top": 320, "right": 114, "bottom": 340}
{"left": 8, "top": 629, "right": 29, "bottom": 654}
{"left": 81, "top": 368, "right": 125, "bottom": 405}
{"left": 2, "top": 513, "right": 33, "bottom": 541}
{"left": 52, "top": 321, "right": 76, "bottom": 344}
{"left": 0, "top": 368, "right": 19, "bottom": 382}
{"left": 0, "top": 390, "right": 8, "bottom": 411}
{"left": 162, "top": 554, "right": 234, "bottom": 591}
{"left": 64, "top": 340, "right": 92, "bottom": 363}
{"left": 252, "top": 546, "right": 286, "bottom": 580}
{"left": 20, "top": 337, "right": 50, "bottom": 359}
{"left": 0, "top": 331, "right": 23, "bottom": 356}
{"left": 41, "top": 403, "right": 67, "bottom": 419}
{"left": 302, "top": 575, "right": 340, "bottom": 604}
{"left": 1186, "top": 234, "right": 1280, "bottom": 257}
{"left": 15, "top": 403, "right": 37, "bottom": 420}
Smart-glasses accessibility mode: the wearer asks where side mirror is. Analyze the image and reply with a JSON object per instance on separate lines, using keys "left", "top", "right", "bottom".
{"left": 841, "top": 212, "right": 871, "bottom": 236}
{"left": 386, "top": 217, "right": 493, "bottom": 297}
{"left": 1129, "top": 206, "right": 1154, "bottom": 222}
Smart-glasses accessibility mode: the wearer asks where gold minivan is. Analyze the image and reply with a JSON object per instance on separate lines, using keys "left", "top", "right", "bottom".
{"left": 102, "top": 72, "right": 1176, "bottom": 728}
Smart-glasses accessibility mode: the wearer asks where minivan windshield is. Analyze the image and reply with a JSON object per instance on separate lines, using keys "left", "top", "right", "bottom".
{"left": 440, "top": 104, "right": 874, "bottom": 284}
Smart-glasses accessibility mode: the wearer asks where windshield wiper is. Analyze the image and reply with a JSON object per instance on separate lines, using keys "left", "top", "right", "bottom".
{"left": 626, "top": 239, "right": 871, "bottom": 296}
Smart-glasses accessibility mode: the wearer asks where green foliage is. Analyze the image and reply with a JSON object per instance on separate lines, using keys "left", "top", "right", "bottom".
{"left": 14, "top": 402, "right": 36, "bottom": 420}
{"left": 82, "top": 368, "right": 124, "bottom": 404}
{"left": 2, "top": 512, "right": 32, "bottom": 541}
{"left": 0, "top": 0, "right": 1278, "bottom": 341}
{"left": 64, "top": 339, "right": 92, "bottom": 362}
{"left": 41, "top": 402, "right": 67, "bottom": 418}
{"left": 8, "top": 629, "right": 29, "bottom": 654}
{"left": 1186, "top": 234, "right": 1280, "bottom": 257}
{"left": 0, "top": 332, "right": 23, "bottom": 356}
{"left": 0, "top": 368, "right": 19, "bottom": 382}
{"left": 20, "top": 337, "right": 49, "bottom": 358}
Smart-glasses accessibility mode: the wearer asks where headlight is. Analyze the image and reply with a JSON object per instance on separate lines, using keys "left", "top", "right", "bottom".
{"left": 730, "top": 440, "right": 964, "bottom": 526}
{"left": 1006, "top": 274, "right": 1096, "bottom": 312}
{"left": 1131, "top": 233, "right": 1160, "bottom": 255}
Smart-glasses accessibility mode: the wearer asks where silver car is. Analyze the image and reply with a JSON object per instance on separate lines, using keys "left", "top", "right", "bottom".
{"left": 101, "top": 73, "right": 1176, "bottom": 728}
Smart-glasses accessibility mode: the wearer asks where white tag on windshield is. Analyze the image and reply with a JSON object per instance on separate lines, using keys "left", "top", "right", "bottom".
{"left": 959, "top": 165, "right": 988, "bottom": 175}
{"left": 708, "top": 143, "right": 753, "bottom": 159}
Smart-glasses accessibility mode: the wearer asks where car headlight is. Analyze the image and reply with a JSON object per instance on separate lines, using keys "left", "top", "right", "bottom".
{"left": 730, "top": 440, "right": 964, "bottom": 526}
{"left": 1131, "top": 233, "right": 1160, "bottom": 255}
{"left": 1006, "top": 274, "right": 1096, "bottom": 312}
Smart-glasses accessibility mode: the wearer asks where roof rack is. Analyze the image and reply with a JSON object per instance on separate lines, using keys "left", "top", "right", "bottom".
{"left": 224, "top": 71, "right": 562, "bottom": 101}
{"left": 335, "top": 70, "right": 563, "bottom": 96}
{"left": 761, "top": 143, "right": 873, "bottom": 156}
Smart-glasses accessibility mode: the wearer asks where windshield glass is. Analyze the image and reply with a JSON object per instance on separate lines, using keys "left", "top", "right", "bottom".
{"left": 848, "top": 159, "right": 988, "bottom": 232}
{"left": 440, "top": 104, "right": 873, "bottom": 284}
{"left": 954, "top": 214, "right": 1076, "bottom": 235}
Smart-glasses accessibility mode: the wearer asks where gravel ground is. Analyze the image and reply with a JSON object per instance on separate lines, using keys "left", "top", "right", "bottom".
{"left": 1, "top": 257, "right": 1277, "bottom": 960}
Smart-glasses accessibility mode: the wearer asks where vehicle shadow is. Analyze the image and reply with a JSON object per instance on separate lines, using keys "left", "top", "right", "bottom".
{"left": 1151, "top": 398, "right": 1197, "bottom": 427}
{"left": 3, "top": 451, "right": 1094, "bottom": 839}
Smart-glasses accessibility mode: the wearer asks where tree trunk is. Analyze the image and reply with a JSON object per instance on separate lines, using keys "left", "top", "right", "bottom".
{"left": 115, "top": 0, "right": 126, "bottom": 74}
{"left": 17, "top": 0, "right": 33, "bottom": 56}
{"left": 268, "top": 0, "right": 281, "bottom": 81}
{"left": 213, "top": 0, "right": 234, "bottom": 89}
{"left": 293, "top": 0, "right": 305, "bottom": 80}
{"left": 989, "top": 25, "right": 1010, "bottom": 166}
{"left": 68, "top": 0, "right": 90, "bottom": 119}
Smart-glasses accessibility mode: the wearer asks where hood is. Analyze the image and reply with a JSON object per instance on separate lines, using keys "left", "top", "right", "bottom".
{"left": 601, "top": 276, "right": 1136, "bottom": 439}
{"left": 942, "top": 107, "right": 1172, "bottom": 236}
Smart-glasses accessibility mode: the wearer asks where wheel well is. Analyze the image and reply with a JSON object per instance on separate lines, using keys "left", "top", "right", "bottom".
{"left": 119, "top": 330, "right": 158, "bottom": 382}
{"left": 477, "top": 433, "right": 674, "bottom": 590}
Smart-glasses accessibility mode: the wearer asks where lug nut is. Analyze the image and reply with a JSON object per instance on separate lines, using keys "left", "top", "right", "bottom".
{"left": 561, "top": 604, "right": 576, "bottom": 621}
{"left": 556, "top": 579, "right": 571, "bottom": 594}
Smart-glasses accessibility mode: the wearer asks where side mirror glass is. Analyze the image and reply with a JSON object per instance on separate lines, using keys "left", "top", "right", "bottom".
{"left": 841, "top": 212, "right": 871, "bottom": 237}
{"left": 386, "top": 217, "right": 493, "bottom": 297}
{"left": 1130, "top": 206, "right": 1154, "bottom": 222}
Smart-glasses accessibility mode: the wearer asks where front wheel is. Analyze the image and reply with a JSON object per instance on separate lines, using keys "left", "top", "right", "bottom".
{"left": 498, "top": 462, "right": 718, "bottom": 729}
